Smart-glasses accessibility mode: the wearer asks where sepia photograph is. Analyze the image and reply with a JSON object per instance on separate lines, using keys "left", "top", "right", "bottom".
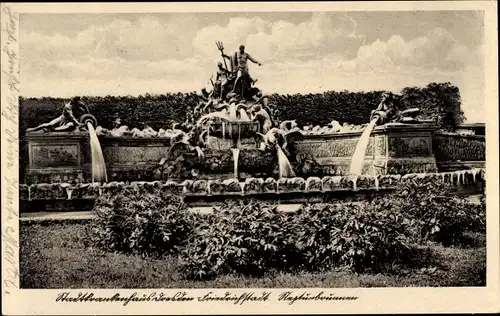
{"left": 2, "top": 1, "right": 499, "bottom": 315}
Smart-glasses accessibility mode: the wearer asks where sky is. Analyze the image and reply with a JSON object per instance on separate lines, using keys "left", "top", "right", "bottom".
{"left": 20, "top": 11, "right": 485, "bottom": 122}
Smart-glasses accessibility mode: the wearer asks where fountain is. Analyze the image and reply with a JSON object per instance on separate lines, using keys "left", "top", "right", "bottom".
{"left": 277, "top": 146, "right": 295, "bottom": 178}
{"left": 187, "top": 86, "right": 300, "bottom": 181}
{"left": 349, "top": 118, "right": 379, "bottom": 176}
{"left": 232, "top": 148, "right": 240, "bottom": 178}
{"left": 143, "top": 52, "right": 308, "bottom": 183}
{"left": 87, "top": 122, "right": 108, "bottom": 183}
{"left": 21, "top": 41, "right": 485, "bottom": 211}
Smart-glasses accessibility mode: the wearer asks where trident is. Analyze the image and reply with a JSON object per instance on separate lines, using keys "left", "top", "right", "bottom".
{"left": 216, "top": 41, "right": 230, "bottom": 72}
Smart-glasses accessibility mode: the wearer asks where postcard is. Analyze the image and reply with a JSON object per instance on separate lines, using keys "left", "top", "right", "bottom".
{"left": 2, "top": 1, "right": 499, "bottom": 315}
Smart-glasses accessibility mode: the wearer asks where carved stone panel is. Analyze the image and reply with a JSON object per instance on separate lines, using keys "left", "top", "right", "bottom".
{"left": 27, "top": 170, "right": 85, "bottom": 184}
{"left": 388, "top": 136, "right": 431, "bottom": 157}
{"left": 386, "top": 158, "right": 438, "bottom": 174}
{"left": 30, "top": 144, "right": 80, "bottom": 168}
{"left": 295, "top": 137, "right": 374, "bottom": 158}
{"left": 375, "top": 135, "right": 386, "bottom": 157}
{"left": 101, "top": 146, "right": 170, "bottom": 164}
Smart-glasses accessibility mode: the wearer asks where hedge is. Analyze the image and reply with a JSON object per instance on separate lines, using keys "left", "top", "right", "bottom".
{"left": 19, "top": 82, "right": 464, "bottom": 133}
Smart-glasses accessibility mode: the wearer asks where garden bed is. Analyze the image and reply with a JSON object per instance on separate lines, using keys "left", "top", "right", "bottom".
{"left": 20, "top": 174, "right": 486, "bottom": 288}
{"left": 20, "top": 223, "right": 486, "bottom": 288}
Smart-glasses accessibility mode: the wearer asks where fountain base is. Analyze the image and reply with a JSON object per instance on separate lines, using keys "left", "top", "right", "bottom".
{"left": 24, "top": 131, "right": 88, "bottom": 184}
{"left": 20, "top": 169, "right": 485, "bottom": 212}
{"left": 209, "top": 122, "right": 260, "bottom": 140}
{"left": 24, "top": 122, "right": 486, "bottom": 183}
{"left": 295, "top": 123, "right": 440, "bottom": 176}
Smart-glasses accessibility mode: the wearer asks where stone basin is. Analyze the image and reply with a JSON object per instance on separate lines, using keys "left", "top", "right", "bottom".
{"left": 23, "top": 123, "right": 485, "bottom": 184}
{"left": 188, "top": 149, "right": 277, "bottom": 178}
{"left": 208, "top": 122, "right": 260, "bottom": 140}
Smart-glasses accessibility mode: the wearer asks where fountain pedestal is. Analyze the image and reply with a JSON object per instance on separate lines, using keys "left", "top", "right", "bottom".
{"left": 25, "top": 132, "right": 173, "bottom": 183}
{"left": 209, "top": 122, "right": 260, "bottom": 140}
{"left": 25, "top": 132, "right": 88, "bottom": 183}
{"left": 380, "top": 123, "right": 438, "bottom": 175}
{"left": 295, "top": 123, "right": 439, "bottom": 176}
{"left": 25, "top": 122, "right": 485, "bottom": 184}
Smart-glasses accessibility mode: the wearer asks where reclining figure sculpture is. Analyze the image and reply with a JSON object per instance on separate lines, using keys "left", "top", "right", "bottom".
{"left": 370, "top": 92, "right": 429, "bottom": 126}
{"left": 26, "top": 97, "right": 98, "bottom": 133}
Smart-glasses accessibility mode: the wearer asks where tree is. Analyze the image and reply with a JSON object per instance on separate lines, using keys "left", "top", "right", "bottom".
{"left": 400, "top": 82, "right": 464, "bottom": 131}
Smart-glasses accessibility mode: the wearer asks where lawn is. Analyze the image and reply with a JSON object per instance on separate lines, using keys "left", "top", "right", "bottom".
{"left": 20, "top": 222, "right": 486, "bottom": 289}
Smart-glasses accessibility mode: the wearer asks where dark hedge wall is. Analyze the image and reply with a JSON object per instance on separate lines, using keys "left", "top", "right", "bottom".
{"left": 19, "top": 82, "right": 464, "bottom": 132}
{"left": 19, "top": 92, "right": 199, "bottom": 133}
{"left": 270, "top": 90, "right": 384, "bottom": 127}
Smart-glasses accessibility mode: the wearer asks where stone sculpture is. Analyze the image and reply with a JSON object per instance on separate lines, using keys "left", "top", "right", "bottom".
{"left": 26, "top": 97, "right": 98, "bottom": 133}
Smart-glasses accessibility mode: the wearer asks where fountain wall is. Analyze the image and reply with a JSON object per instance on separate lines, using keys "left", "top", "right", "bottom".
{"left": 20, "top": 169, "right": 486, "bottom": 213}
{"left": 433, "top": 132, "right": 486, "bottom": 171}
{"left": 297, "top": 123, "right": 439, "bottom": 176}
{"left": 25, "top": 132, "right": 172, "bottom": 183}
{"left": 26, "top": 132, "right": 88, "bottom": 184}
{"left": 24, "top": 123, "right": 485, "bottom": 184}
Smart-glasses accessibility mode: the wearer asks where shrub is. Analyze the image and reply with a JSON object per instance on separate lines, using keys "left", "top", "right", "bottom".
{"left": 295, "top": 201, "right": 414, "bottom": 273}
{"left": 178, "top": 199, "right": 415, "bottom": 280}
{"left": 86, "top": 175, "right": 485, "bottom": 280}
{"left": 178, "top": 200, "right": 302, "bottom": 280}
{"left": 391, "top": 178, "right": 486, "bottom": 246}
{"left": 88, "top": 189, "right": 197, "bottom": 258}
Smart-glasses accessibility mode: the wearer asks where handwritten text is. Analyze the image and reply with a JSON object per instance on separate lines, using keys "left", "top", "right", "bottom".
{"left": 2, "top": 4, "right": 20, "bottom": 296}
